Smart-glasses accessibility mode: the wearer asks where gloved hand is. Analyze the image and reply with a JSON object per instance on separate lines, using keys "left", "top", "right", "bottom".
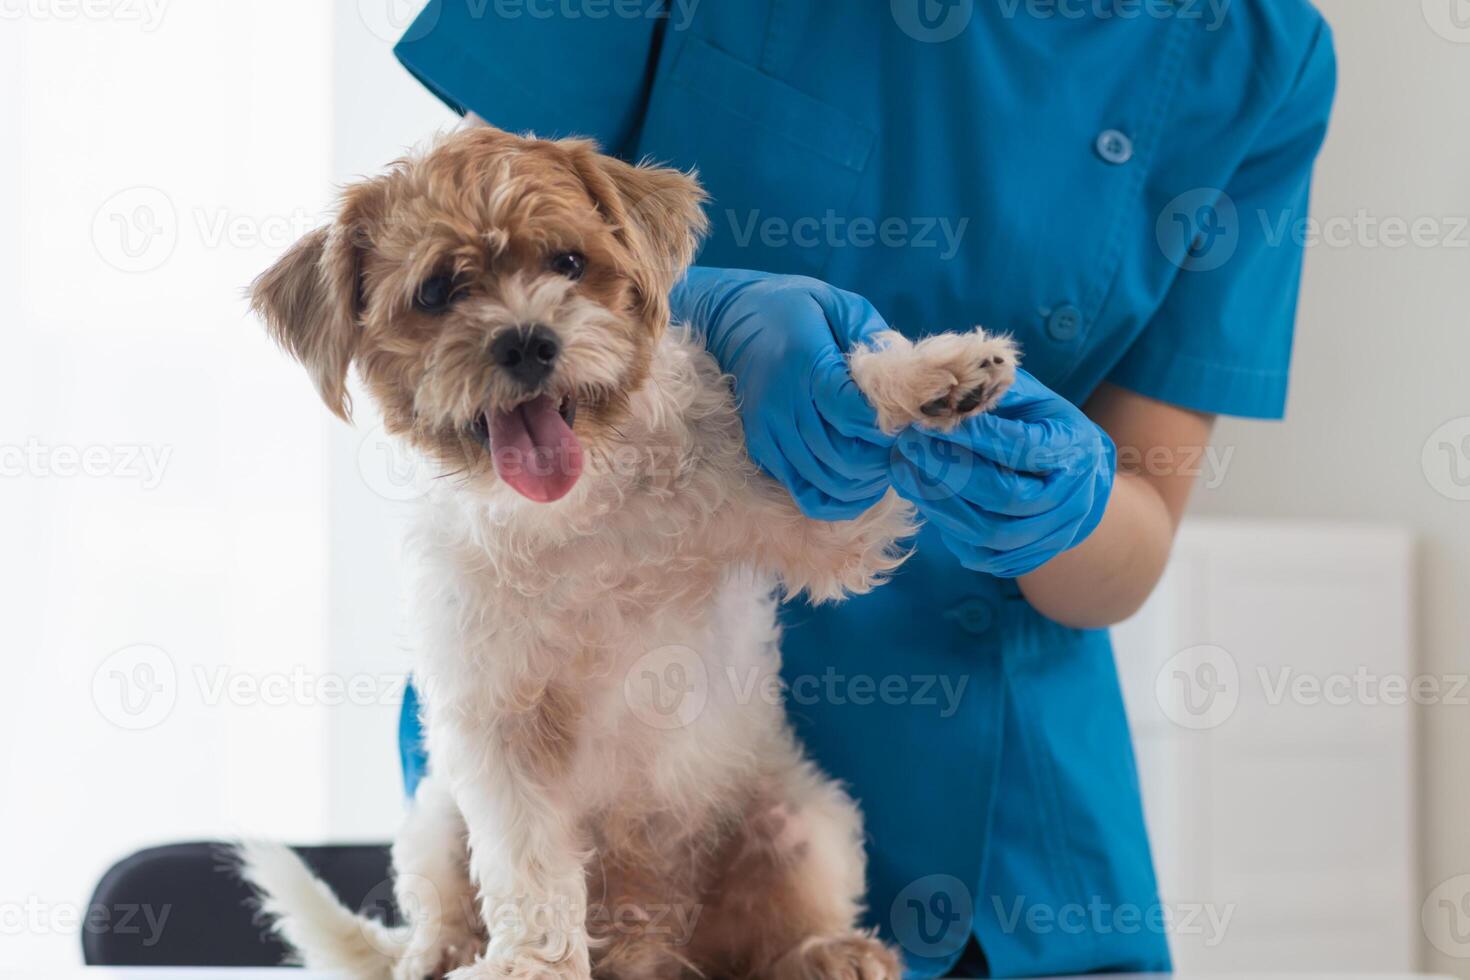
{"left": 671, "top": 267, "right": 895, "bottom": 519}
{"left": 890, "top": 368, "right": 1116, "bottom": 578}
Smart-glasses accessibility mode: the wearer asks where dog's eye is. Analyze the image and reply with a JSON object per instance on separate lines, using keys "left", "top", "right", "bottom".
{"left": 549, "top": 251, "right": 586, "bottom": 281}
{"left": 414, "top": 274, "right": 456, "bottom": 314}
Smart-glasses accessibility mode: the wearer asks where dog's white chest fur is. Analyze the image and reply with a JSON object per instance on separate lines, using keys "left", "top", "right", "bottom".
{"left": 406, "top": 331, "right": 794, "bottom": 818}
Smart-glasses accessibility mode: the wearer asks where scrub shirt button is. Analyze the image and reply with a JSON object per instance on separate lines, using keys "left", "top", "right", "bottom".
{"left": 1046, "top": 304, "right": 1083, "bottom": 342}
{"left": 1095, "top": 129, "right": 1134, "bottom": 165}
{"left": 950, "top": 598, "right": 996, "bottom": 635}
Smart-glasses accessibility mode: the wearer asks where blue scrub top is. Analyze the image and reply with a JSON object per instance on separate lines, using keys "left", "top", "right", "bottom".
{"left": 392, "top": 2, "right": 1335, "bottom": 976}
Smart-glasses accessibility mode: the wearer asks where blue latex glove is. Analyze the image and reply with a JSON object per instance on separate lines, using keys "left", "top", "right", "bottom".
{"left": 671, "top": 267, "right": 895, "bottom": 519}
{"left": 890, "top": 369, "right": 1117, "bottom": 578}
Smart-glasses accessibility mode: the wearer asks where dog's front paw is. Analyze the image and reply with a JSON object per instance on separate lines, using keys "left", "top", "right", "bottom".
{"left": 772, "top": 932, "right": 903, "bottom": 980}
{"left": 850, "top": 329, "right": 1018, "bottom": 435}
{"left": 447, "top": 953, "right": 591, "bottom": 980}
{"left": 394, "top": 924, "right": 482, "bottom": 980}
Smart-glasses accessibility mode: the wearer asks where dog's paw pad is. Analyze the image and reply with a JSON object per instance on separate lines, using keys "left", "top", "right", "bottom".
{"left": 910, "top": 337, "right": 1017, "bottom": 431}
{"left": 773, "top": 933, "right": 903, "bottom": 980}
{"left": 849, "top": 329, "right": 1019, "bottom": 435}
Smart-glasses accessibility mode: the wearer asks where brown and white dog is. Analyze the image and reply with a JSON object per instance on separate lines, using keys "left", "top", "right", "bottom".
{"left": 236, "top": 126, "right": 1016, "bottom": 980}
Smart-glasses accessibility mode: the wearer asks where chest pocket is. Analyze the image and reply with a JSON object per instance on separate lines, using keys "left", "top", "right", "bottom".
{"left": 636, "top": 36, "right": 875, "bottom": 276}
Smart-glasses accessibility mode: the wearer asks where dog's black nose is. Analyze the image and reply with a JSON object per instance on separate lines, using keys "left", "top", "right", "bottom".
{"left": 491, "top": 323, "right": 560, "bottom": 388}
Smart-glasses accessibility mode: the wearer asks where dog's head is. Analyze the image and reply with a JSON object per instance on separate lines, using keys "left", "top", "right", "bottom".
{"left": 250, "top": 126, "right": 708, "bottom": 502}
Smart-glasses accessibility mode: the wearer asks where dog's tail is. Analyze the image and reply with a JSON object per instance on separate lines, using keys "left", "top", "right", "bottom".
{"left": 232, "top": 840, "right": 402, "bottom": 980}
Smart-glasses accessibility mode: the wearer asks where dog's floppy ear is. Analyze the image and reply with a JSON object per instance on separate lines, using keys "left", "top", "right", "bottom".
{"left": 249, "top": 184, "right": 379, "bottom": 421}
{"left": 570, "top": 144, "right": 709, "bottom": 326}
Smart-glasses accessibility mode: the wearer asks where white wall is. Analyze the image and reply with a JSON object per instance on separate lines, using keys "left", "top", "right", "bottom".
{"left": 0, "top": 2, "right": 338, "bottom": 967}
{"left": 320, "top": 2, "right": 453, "bottom": 841}
{"left": 1187, "top": 3, "right": 1470, "bottom": 975}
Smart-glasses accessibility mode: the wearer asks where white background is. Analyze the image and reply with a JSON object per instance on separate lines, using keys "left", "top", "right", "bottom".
{"left": 1, "top": 0, "right": 1468, "bottom": 974}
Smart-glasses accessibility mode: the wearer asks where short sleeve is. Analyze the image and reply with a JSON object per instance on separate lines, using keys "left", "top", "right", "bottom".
{"left": 393, "top": 0, "right": 667, "bottom": 156}
{"left": 1109, "top": 18, "right": 1337, "bottom": 420}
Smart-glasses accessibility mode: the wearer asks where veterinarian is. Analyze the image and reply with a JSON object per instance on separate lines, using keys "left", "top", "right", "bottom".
{"left": 391, "top": 2, "right": 1335, "bottom": 975}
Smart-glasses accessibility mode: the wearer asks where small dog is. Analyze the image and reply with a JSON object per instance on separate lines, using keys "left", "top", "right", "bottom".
{"left": 236, "top": 126, "right": 1016, "bottom": 980}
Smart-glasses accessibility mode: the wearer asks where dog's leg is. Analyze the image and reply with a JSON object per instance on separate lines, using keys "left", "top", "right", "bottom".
{"left": 689, "top": 768, "right": 901, "bottom": 980}
{"left": 728, "top": 327, "right": 1018, "bottom": 602}
{"left": 735, "top": 487, "right": 917, "bottom": 603}
{"left": 848, "top": 328, "right": 1018, "bottom": 436}
{"left": 434, "top": 690, "right": 593, "bottom": 980}
{"left": 390, "top": 773, "right": 484, "bottom": 980}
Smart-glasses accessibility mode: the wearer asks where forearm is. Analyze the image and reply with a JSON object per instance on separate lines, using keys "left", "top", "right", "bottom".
{"left": 1017, "top": 472, "right": 1175, "bottom": 629}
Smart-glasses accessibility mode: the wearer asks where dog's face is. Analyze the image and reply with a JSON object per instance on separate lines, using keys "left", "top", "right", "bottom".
{"left": 251, "top": 127, "right": 707, "bottom": 502}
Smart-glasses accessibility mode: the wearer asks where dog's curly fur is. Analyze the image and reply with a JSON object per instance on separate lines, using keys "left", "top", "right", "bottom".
{"left": 236, "top": 126, "right": 1015, "bottom": 980}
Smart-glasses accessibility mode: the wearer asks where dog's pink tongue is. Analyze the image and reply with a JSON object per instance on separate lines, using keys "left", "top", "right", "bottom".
{"left": 488, "top": 394, "right": 583, "bottom": 502}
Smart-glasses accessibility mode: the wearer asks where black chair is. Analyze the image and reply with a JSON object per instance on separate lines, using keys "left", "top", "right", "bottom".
{"left": 83, "top": 841, "right": 395, "bottom": 967}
